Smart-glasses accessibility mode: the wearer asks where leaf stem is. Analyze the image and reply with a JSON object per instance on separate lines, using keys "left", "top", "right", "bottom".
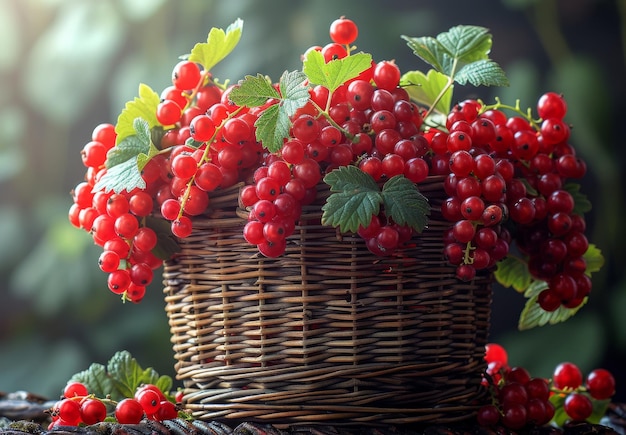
{"left": 423, "top": 76, "right": 454, "bottom": 120}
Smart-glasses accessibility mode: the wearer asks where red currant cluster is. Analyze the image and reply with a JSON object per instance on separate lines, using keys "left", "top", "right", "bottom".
{"left": 436, "top": 94, "right": 590, "bottom": 311}
{"left": 68, "top": 123, "right": 164, "bottom": 302}
{"left": 68, "top": 61, "right": 265, "bottom": 300}
{"left": 479, "top": 343, "right": 616, "bottom": 430}
{"left": 49, "top": 381, "right": 179, "bottom": 428}
{"left": 240, "top": 19, "right": 428, "bottom": 257}
{"left": 69, "top": 16, "right": 597, "bottom": 312}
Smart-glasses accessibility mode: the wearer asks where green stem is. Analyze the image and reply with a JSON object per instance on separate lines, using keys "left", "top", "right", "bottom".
{"left": 176, "top": 106, "right": 245, "bottom": 220}
{"left": 310, "top": 99, "right": 356, "bottom": 142}
{"left": 479, "top": 97, "right": 542, "bottom": 130}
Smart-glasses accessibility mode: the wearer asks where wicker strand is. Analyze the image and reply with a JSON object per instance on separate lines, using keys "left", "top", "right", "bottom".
{"left": 163, "top": 176, "right": 492, "bottom": 425}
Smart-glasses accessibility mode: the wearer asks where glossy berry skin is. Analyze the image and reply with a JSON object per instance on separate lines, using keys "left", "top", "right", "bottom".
{"left": 172, "top": 60, "right": 202, "bottom": 91}
{"left": 586, "top": 368, "right": 616, "bottom": 400}
{"left": 115, "top": 398, "right": 144, "bottom": 424}
{"left": 553, "top": 362, "right": 583, "bottom": 390}
{"left": 373, "top": 61, "right": 401, "bottom": 91}
{"left": 80, "top": 399, "right": 107, "bottom": 425}
{"left": 329, "top": 17, "right": 358, "bottom": 45}
{"left": 564, "top": 393, "right": 593, "bottom": 421}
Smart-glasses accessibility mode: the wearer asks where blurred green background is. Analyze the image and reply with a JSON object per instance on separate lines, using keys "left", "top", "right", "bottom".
{"left": 1, "top": 0, "right": 625, "bottom": 402}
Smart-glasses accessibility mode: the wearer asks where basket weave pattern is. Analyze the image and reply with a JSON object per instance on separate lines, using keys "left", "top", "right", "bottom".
{"left": 163, "top": 176, "right": 492, "bottom": 425}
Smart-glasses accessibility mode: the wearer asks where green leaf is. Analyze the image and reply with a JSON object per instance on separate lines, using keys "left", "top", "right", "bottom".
{"left": 523, "top": 279, "right": 549, "bottom": 298}
{"left": 95, "top": 118, "right": 157, "bottom": 193}
{"left": 188, "top": 18, "right": 243, "bottom": 72}
{"left": 303, "top": 50, "right": 372, "bottom": 94}
{"left": 254, "top": 103, "right": 289, "bottom": 153}
{"left": 518, "top": 293, "right": 587, "bottom": 330}
{"left": 454, "top": 59, "right": 509, "bottom": 87}
{"left": 381, "top": 175, "right": 430, "bottom": 232}
{"left": 564, "top": 182, "right": 592, "bottom": 215}
{"left": 229, "top": 74, "right": 280, "bottom": 107}
{"left": 155, "top": 374, "right": 174, "bottom": 400}
{"left": 321, "top": 166, "right": 382, "bottom": 233}
{"left": 70, "top": 363, "right": 112, "bottom": 400}
{"left": 94, "top": 159, "right": 146, "bottom": 194}
{"left": 583, "top": 244, "right": 604, "bottom": 275}
{"left": 107, "top": 350, "right": 145, "bottom": 399}
{"left": 115, "top": 84, "right": 160, "bottom": 145}
{"left": 247, "top": 70, "right": 309, "bottom": 153}
{"left": 549, "top": 394, "right": 568, "bottom": 427}
{"left": 494, "top": 256, "right": 533, "bottom": 292}
{"left": 68, "top": 351, "right": 175, "bottom": 405}
{"left": 321, "top": 190, "right": 382, "bottom": 234}
{"left": 279, "top": 69, "right": 311, "bottom": 117}
{"left": 400, "top": 69, "right": 453, "bottom": 115}
{"left": 324, "top": 164, "right": 379, "bottom": 192}
{"left": 437, "top": 25, "right": 493, "bottom": 63}
{"left": 402, "top": 25, "right": 508, "bottom": 88}
{"left": 588, "top": 398, "right": 612, "bottom": 425}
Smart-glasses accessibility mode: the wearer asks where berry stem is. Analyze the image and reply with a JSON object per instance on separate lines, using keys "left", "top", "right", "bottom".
{"left": 176, "top": 106, "right": 246, "bottom": 221}
{"left": 479, "top": 97, "right": 542, "bottom": 130}
{"left": 309, "top": 99, "right": 356, "bottom": 141}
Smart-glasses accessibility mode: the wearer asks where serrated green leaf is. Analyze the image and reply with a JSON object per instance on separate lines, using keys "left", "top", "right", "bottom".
{"left": 115, "top": 84, "right": 160, "bottom": 145}
{"left": 436, "top": 25, "right": 492, "bottom": 63}
{"left": 303, "top": 50, "right": 372, "bottom": 94}
{"left": 381, "top": 175, "right": 430, "bottom": 232}
{"left": 402, "top": 25, "right": 508, "bottom": 89}
{"left": 400, "top": 69, "right": 453, "bottom": 115}
{"left": 106, "top": 134, "right": 149, "bottom": 168}
{"left": 583, "top": 244, "right": 604, "bottom": 275}
{"left": 94, "top": 159, "right": 146, "bottom": 194}
{"left": 402, "top": 35, "right": 447, "bottom": 73}
{"left": 455, "top": 59, "right": 509, "bottom": 87}
{"left": 95, "top": 118, "right": 157, "bottom": 193}
{"left": 494, "top": 256, "right": 533, "bottom": 292}
{"left": 323, "top": 165, "right": 379, "bottom": 192}
{"left": 564, "top": 182, "right": 592, "bottom": 214}
{"left": 518, "top": 293, "right": 586, "bottom": 330}
{"left": 321, "top": 166, "right": 383, "bottom": 233}
{"left": 254, "top": 103, "right": 290, "bottom": 153}
{"left": 235, "top": 70, "right": 308, "bottom": 153}
{"left": 70, "top": 363, "right": 112, "bottom": 400}
{"left": 278, "top": 69, "right": 310, "bottom": 117}
{"left": 523, "top": 279, "right": 548, "bottom": 298}
{"left": 229, "top": 74, "right": 280, "bottom": 107}
{"left": 94, "top": 118, "right": 159, "bottom": 193}
{"left": 107, "top": 350, "right": 144, "bottom": 399}
{"left": 321, "top": 190, "right": 382, "bottom": 233}
{"left": 188, "top": 18, "right": 243, "bottom": 72}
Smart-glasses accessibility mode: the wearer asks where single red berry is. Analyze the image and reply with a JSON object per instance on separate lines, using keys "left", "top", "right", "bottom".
{"left": 115, "top": 398, "right": 144, "bottom": 424}
{"left": 329, "top": 17, "right": 358, "bottom": 45}
{"left": 553, "top": 362, "right": 583, "bottom": 390}
{"left": 564, "top": 393, "right": 593, "bottom": 421}
{"left": 586, "top": 368, "right": 616, "bottom": 400}
{"left": 80, "top": 399, "right": 107, "bottom": 425}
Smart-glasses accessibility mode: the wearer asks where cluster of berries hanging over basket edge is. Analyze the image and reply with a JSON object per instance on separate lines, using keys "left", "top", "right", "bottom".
{"left": 68, "top": 17, "right": 601, "bottom": 326}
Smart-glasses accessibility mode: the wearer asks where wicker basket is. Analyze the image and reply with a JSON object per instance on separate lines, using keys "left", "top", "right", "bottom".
{"left": 162, "top": 175, "right": 493, "bottom": 426}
